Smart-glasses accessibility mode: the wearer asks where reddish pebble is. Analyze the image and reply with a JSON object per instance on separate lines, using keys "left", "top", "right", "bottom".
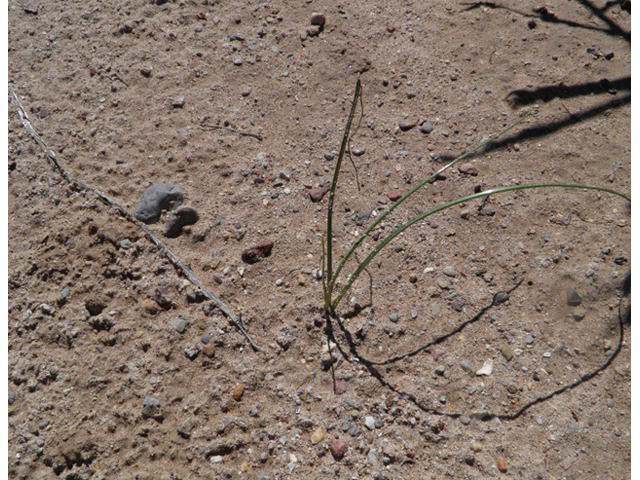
{"left": 386, "top": 191, "right": 402, "bottom": 202}
{"left": 386, "top": 25, "right": 396, "bottom": 33}
{"left": 458, "top": 163, "right": 479, "bottom": 176}
{"left": 497, "top": 458, "right": 507, "bottom": 472}
{"left": 377, "top": 196, "right": 388, "bottom": 205}
{"left": 309, "top": 187, "right": 325, "bottom": 203}
{"left": 334, "top": 380, "right": 348, "bottom": 395}
{"left": 329, "top": 439, "right": 347, "bottom": 460}
{"left": 310, "top": 12, "right": 326, "bottom": 27}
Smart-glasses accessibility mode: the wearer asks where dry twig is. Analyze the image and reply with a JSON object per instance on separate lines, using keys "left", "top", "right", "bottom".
{"left": 9, "top": 84, "right": 263, "bottom": 353}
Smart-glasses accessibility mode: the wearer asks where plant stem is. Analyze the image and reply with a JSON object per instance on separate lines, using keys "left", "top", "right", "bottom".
{"left": 325, "top": 78, "right": 362, "bottom": 308}
{"left": 331, "top": 183, "right": 630, "bottom": 310}
{"left": 328, "top": 113, "right": 531, "bottom": 294}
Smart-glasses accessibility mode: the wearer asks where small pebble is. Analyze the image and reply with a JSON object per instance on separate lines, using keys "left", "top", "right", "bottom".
{"left": 334, "top": 380, "right": 348, "bottom": 395}
{"left": 501, "top": 345, "right": 514, "bottom": 361}
{"left": 164, "top": 206, "right": 199, "bottom": 238}
{"left": 241, "top": 240, "right": 274, "bottom": 264}
{"left": 309, "top": 187, "right": 325, "bottom": 203}
{"left": 232, "top": 56, "right": 243, "bottom": 66}
{"left": 311, "top": 428, "right": 324, "bottom": 444}
{"left": 310, "top": 12, "right": 326, "bottom": 27}
{"left": 364, "top": 416, "right": 376, "bottom": 430}
{"left": 493, "top": 291, "right": 509, "bottom": 304}
{"left": 389, "top": 313, "right": 399, "bottom": 323}
{"left": 458, "top": 163, "right": 478, "bottom": 176}
{"left": 460, "top": 360, "right": 475, "bottom": 374}
{"left": 524, "top": 335, "right": 534, "bottom": 344}
{"left": 352, "top": 148, "right": 365, "bottom": 156}
{"left": 420, "top": 121, "right": 434, "bottom": 134}
{"left": 567, "top": 287, "right": 582, "bottom": 306}
{"left": 442, "top": 266, "right": 457, "bottom": 277}
{"left": 398, "top": 120, "right": 417, "bottom": 131}
{"left": 497, "top": 458, "right": 508, "bottom": 472}
{"left": 476, "top": 359, "right": 494, "bottom": 376}
{"left": 172, "top": 96, "right": 186, "bottom": 108}
{"left": 170, "top": 318, "right": 187, "bottom": 334}
{"left": 329, "top": 439, "right": 347, "bottom": 460}
{"left": 232, "top": 384, "right": 245, "bottom": 401}
{"left": 468, "top": 386, "right": 477, "bottom": 395}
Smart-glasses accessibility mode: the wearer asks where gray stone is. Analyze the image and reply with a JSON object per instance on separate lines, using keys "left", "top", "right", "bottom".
{"left": 524, "top": 335, "right": 534, "bottom": 344}
{"left": 60, "top": 286, "right": 71, "bottom": 300}
{"left": 120, "top": 239, "right": 132, "bottom": 249}
{"left": 365, "top": 416, "right": 376, "bottom": 430}
{"left": 368, "top": 448, "right": 378, "bottom": 463}
{"left": 442, "top": 266, "right": 457, "bottom": 277}
{"left": 567, "top": 287, "right": 582, "bottom": 306}
{"left": 170, "top": 318, "right": 187, "bottom": 334}
{"left": 420, "top": 121, "right": 434, "bottom": 134}
{"left": 460, "top": 360, "right": 475, "bottom": 374}
{"left": 573, "top": 307, "right": 586, "bottom": 321}
{"left": 172, "top": 96, "right": 186, "bottom": 108}
{"left": 142, "top": 396, "right": 165, "bottom": 421}
{"left": 133, "top": 183, "right": 183, "bottom": 224}
{"left": 493, "top": 292, "right": 509, "bottom": 304}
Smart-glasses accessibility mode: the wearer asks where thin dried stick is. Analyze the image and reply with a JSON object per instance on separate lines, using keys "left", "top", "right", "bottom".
{"left": 9, "top": 85, "right": 263, "bottom": 353}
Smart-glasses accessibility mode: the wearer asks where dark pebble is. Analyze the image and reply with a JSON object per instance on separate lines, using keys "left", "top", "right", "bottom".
{"left": 242, "top": 240, "right": 274, "bottom": 264}
{"left": 310, "top": 12, "right": 326, "bottom": 27}
{"left": 603, "top": 50, "right": 614, "bottom": 60}
{"left": 164, "top": 206, "right": 199, "bottom": 238}
{"left": 133, "top": 183, "right": 183, "bottom": 224}
{"left": 567, "top": 287, "right": 582, "bottom": 307}
{"left": 8, "top": 393, "right": 16, "bottom": 405}
{"left": 493, "top": 292, "right": 509, "bottom": 304}
{"left": 154, "top": 287, "right": 174, "bottom": 310}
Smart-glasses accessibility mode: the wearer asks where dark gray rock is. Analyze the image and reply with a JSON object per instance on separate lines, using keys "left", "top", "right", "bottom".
{"left": 567, "top": 287, "right": 582, "bottom": 307}
{"left": 133, "top": 183, "right": 183, "bottom": 224}
{"left": 142, "top": 396, "right": 165, "bottom": 421}
{"left": 164, "top": 206, "right": 199, "bottom": 238}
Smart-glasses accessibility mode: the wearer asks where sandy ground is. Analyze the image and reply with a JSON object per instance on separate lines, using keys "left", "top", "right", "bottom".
{"left": 7, "top": 1, "right": 631, "bottom": 479}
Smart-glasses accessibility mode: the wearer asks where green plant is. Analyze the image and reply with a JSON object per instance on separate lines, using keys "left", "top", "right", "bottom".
{"left": 321, "top": 79, "right": 630, "bottom": 317}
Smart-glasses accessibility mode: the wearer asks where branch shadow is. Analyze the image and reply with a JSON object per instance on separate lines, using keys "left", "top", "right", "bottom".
{"left": 506, "top": 76, "right": 630, "bottom": 107}
{"left": 435, "top": 91, "right": 630, "bottom": 164}
{"left": 460, "top": 1, "right": 630, "bottom": 42}
{"left": 326, "top": 277, "right": 629, "bottom": 422}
